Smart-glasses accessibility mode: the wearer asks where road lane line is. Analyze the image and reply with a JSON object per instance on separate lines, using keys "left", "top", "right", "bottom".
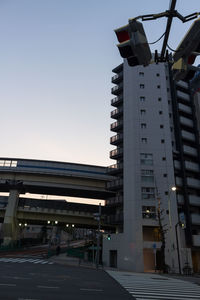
{"left": 0, "top": 283, "right": 16, "bottom": 286}
{"left": 37, "top": 285, "right": 60, "bottom": 289}
{"left": 80, "top": 288, "right": 103, "bottom": 292}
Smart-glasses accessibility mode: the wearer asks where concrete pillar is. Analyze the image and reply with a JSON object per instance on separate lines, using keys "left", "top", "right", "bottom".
{"left": 2, "top": 190, "right": 20, "bottom": 246}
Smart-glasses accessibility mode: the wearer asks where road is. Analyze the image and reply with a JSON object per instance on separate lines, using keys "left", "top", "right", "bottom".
{"left": 107, "top": 270, "right": 200, "bottom": 300}
{"left": 0, "top": 259, "right": 134, "bottom": 300}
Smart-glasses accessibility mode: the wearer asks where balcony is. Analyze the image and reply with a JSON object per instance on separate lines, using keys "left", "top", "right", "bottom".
{"left": 107, "top": 163, "right": 123, "bottom": 175}
{"left": 177, "top": 194, "right": 184, "bottom": 205}
{"left": 192, "top": 235, "right": 200, "bottom": 247}
{"left": 110, "top": 120, "right": 123, "bottom": 132}
{"left": 176, "top": 80, "right": 189, "bottom": 90}
{"left": 177, "top": 90, "right": 190, "bottom": 102}
{"left": 111, "top": 95, "right": 123, "bottom": 107}
{"left": 181, "top": 130, "right": 195, "bottom": 142}
{"left": 174, "top": 160, "right": 181, "bottom": 170}
{"left": 189, "top": 195, "right": 200, "bottom": 206}
{"left": 111, "top": 72, "right": 123, "bottom": 84}
{"left": 187, "top": 177, "right": 200, "bottom": 189}
{"left": 185, "top": 161, "right": 200, "bottom": 173}
{"left": 106, "top": 195, "right": 123, "bottom": 206}
{"left": 111, "top": 84, "right": 123, "bottom": 95}
{"left": 106, "top": 178, "right": 123, "bottom": 190}
{"left": 110, "top": 133, "right": 123, "bottom": 145}
{"left": 111, "top": 107, "right": 123, "bottom": 119}
{"left": 178, "top": 103, "right": 192, "bottom": 114}
{"left": 175, "top": 177, "right": 183, "bottom": 186}
{"left": 180, "top": 116, "right": 194, "bottom": 128}
{"left": 183, "top": 145, "right": 198, "bottom": 157}
{"left": 110, "top": 148, "right": 123, "bottom": 160}
{"left": 105, "top": 213, "right": 123, "bottom": 225}
{"left": 191, "top": 214, "right": 200, "bottom": 225}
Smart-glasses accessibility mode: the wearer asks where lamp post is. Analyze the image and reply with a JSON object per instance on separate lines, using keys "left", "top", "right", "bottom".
{"left": 168, "top": 186, "right": 176, "bottom": 229}
{"left": 175, "top": 221, "right": 182, "bottom": 274}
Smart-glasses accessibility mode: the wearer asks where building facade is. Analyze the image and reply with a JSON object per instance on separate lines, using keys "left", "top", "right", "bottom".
{"left": 103, "top": 60, "right": 200, "bottom": 273}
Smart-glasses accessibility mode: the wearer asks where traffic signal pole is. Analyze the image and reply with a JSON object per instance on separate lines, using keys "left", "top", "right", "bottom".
{"left": 160, "top": 0, "right": 177, "bottom": 60}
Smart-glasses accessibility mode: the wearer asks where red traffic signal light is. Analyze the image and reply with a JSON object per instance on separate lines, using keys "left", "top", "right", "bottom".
{"left": 172, "top": 18, "right": 200, "bottom": 81}
{"left": 114, "top": 19, "right": 152, "bottom": 67}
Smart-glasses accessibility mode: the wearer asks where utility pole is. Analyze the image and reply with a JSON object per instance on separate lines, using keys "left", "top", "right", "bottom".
{"left": 94, "top": 203, "right": 101, "bottom": 270}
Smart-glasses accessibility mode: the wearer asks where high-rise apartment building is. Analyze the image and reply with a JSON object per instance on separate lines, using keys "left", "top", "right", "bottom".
{"left": 103, "top": 60, "right": 200, "bottom": 273}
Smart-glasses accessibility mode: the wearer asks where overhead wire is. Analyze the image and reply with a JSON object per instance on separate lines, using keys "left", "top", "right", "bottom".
{"left": 148, "top": 31, "right": 166, "bottom": 45}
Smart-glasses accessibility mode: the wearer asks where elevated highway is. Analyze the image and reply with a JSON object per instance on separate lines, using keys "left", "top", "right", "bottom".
{"left": 0, "top": 158, "right": 114, "bottom": 199}
{"left": 0, "top": 158, "right": 115, "bottom": 245}
{"left": 0, "top": 197, "right": 112, "bottom": 229}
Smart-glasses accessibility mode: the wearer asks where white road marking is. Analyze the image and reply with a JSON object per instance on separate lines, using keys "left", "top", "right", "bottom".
{"left": 37, "top": 285, "right": 59, "bottom": 289}
{"left": 0, "top": 283, "right": 16, "bottom": 286}
{"left": 80, "top": 288, "right": 103, "bottom": 292}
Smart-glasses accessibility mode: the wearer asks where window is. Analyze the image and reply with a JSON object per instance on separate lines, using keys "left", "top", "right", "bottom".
{"left": 158, "top": 97, "right": 162, "bottom": 101}
{"left": 162, "top": 157, "right": 166, "bottom": 161}
{"left": 140, "top": 109, "right": 146, "bottom": 115}
{"left": 141, "top": 187, "right": 155, "bottom": 200}
{"left": 169, "top": 113, "right": 172, "bottom": 118}
{"left": 156, "top": 73, "right": 160, "bottom": 77}
{"left": 141, "top": 123, "right": 146, "bottom": 129}
{"left": 140, "top": 96, "right": 145, "bottom": 102}
{"left": 141, "top": 169, "right": 154, "bottom": 183}
{"left": 139, "top": 72, "right": 144, "bottom": 77}
{"left": 159, "top": 111, "right": 163, "bottom": 115}
{"left": 165, "top": 191, "right": 169, "bottom": 195}
{"left": 163, "top": 174, "right": 167, "bottom": 177}
{"left": 142, "top": 206, "right": 156, "bottom": 219}
{"left": 161, "top": 139, "right": 165, "bottom": 143}
{"left": 157, "top": 85, "right": 160, "bottom": 89}
{"left": 140, "top": 84, "right": 145, "bottom": 89}
{"left": 141, "top": 138, "right": 147, "bottom": 144}
{"left": 160, "top": 125, "right": 164, "bottom": 129}
{"left": 140, "top": 153, "right": 153, "bottom": 165}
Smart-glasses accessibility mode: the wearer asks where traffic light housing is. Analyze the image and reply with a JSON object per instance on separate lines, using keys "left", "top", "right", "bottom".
{"left": 107, "top": 234, "right": 111, "bottom": 241}
{"left": 114, "top": 19, "right": 152, "bottom": 67}
{"left": 172, "top": 18, "right": 200, "bottom": 81}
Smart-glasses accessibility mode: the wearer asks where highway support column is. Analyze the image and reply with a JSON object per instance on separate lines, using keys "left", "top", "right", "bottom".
{"left": 2, "top": 190, "right": 20, "bottom": 246}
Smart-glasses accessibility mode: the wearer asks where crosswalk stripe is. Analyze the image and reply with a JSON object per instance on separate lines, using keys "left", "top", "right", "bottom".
{"left": 0, "top": 257, "right": 53, "bottom": 265}
{"left": 107, "top": 270, "right": 200, "bottom": 300}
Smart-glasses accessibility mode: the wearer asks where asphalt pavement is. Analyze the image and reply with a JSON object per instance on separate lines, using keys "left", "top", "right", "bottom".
{"left": 0, "top": 258, "right": 134, "bottom": 300}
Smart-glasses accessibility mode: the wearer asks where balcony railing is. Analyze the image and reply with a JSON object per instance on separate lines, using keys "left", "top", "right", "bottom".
{"left": 183, "top": 145, "right": 198, "bottom": 156}
{"left": 106, "top": 178, "right": 123, "bottom": 190}
{"left": 107, "top": 163, "right": 123, "bottom": 174}
{"left": 177, "top": 90, "right": 190, "bottom": 101}
{"left": 110, "top": 120, "right": 123, "bottom": 132}
{"left": 111, "top": 72, "right": 123, "bottom": 84}
{"left": 181, "top": 130, "right": 195, "bottom": 142}
{"left": 110, "top": 133, "right": 123, "bottom": 145}
{"left": 110, "top": 148, "right": 123, "bottom": 159}
{"left": 111, "top": 96, "right": 123, "bottom": 107}
{"left": 178, "top": 103, "right": 192, "bottom": 114}
{"left": 111, "top": 84, "right": 123, "bottom": 95}
{"left": 111, "top": 107, "right": 123, "bottom": 119}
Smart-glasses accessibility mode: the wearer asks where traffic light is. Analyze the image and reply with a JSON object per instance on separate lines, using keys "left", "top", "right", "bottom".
{"left": 179, "top": 212, "right": 186, "bottom": 229}
{"left": 114, "top": 19, "right": 152, "bottom": 67}
{"left": 172, "top": 18, "right": 200, "bottom": 81}
{"left": 107, "top": 234, "right": 111, "bottom": 241}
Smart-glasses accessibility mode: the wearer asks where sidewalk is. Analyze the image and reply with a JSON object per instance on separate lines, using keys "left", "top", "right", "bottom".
{"left": 50, "top": 253, "right": 200, "bottom": 285}
{"left": 49, "top": 252, "right": 102, "bottom": 269}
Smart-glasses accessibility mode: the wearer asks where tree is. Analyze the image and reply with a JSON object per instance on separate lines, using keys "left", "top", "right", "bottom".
{"left": 157, "top": 196, "right": 169, "bottom": 273}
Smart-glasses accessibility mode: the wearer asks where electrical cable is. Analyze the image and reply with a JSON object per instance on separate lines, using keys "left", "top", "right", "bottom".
{"left": 166, "top": 43, "right": 180, "bottom": 52}
{"left": 148, "top": 31, "right": 166, "bottom": 45}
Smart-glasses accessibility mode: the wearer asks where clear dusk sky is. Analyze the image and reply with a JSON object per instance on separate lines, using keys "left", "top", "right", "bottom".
{"left": 1, "top": 0, "right": 200, "bottom": 167}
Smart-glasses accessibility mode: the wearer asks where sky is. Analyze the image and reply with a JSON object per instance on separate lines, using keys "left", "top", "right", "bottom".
{"left": 0, "top": 0, "right": 200, "bottom": 168}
